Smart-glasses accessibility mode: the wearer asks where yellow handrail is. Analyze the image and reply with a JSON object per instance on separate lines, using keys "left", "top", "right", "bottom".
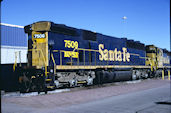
{"left": 13, "top": 52, "right": 18, "bottom": 71}
{"left": 51, "top": 53, "right": 56, "bottom": 74}
{"left": 13, "top": 51, "right": 22, "bottom": 71}
{"left": 51, "top": 48, "right": 156, "bottom": 71}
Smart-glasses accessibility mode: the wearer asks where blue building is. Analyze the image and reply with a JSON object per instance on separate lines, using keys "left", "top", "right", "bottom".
{"left": 1, "top": 23, "right": 27, "bottom": 64}
{"left": 0, "top": 23, "right": 27, "bottom": 91}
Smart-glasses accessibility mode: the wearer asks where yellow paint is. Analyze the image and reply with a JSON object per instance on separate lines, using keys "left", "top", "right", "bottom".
{"left": 109, "top": 50, "right": 114, "bottom": 61}
{"left": 31, "top": 21, "right": 51, "bottom": 31}
{"left": 53, "top": 50, "right": 59, "bottom": 52}
{"left": 168, "top": 70, "right": 170, "bottom": 80}
{"left": 162, "top": 70, "right": 164, "bottom": 80}
{"left": 118, "top": 51, "right": 122, "bottom": 61}
{"left": 13, "top": 52, "right": 18, "bottom": 71}
{"left": 51, "top": 53, "right": 56, "bottom": 74}
{"left": 31, "top": 76, "right": 36, "bottom": 79}
{"left": 99, "top": 44, "right": 104, "bottom": 61}
{"left": 47, "top": 86, "right": 55, "bottom": 88}
{"left": 77, "top": 48, "right": 99, "bottom": 52}
{"left": 29, "top": 48, "right": 48, "bottom": 77}
{"left": 77, "top": 81, "right": 87, "bottom": 84}
{"left": 56, "top": 65, "right": 151, "bottom": 70}
{"left": 27, "top": 30, "right": 49, "bottom": 77}
{"left": 13, "top": 64, "right": 16, "bottom": 71}
{"left": 46, "top": 79, "right": 52, "bottom": 81}
{"left": 64, "top": 51, "right": 79, "bottom": 58}
{"left": 64, "top": 40, "right": 78, "bottom": 49}
{"left": 31, "top": 31, "right": 49, "bottom": 69}
{"left": 145, "top": 45, "right": 166, "bottom": 72}
{"left": 98, "top": 44, "right": 130, "bottom": 62}
{"left": 130, "top": 53, "right": 139, "bottom": 56}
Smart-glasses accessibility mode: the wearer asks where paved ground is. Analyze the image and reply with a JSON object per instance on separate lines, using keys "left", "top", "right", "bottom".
{"left": 46, "top": 84, "right": 170, "bottom": 113}
{"left": 1, "top": 78, "right": 171, "bottom": 113}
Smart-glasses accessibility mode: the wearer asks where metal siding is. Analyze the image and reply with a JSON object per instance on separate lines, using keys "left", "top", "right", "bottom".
{"left": 48, "top": 31, "right": 82, "bottom": 65}
{"left": 47, "top": 26, "right": 146, "bottom": 67}
{"left": 1, "top": 46, "right": 27, "bottom": 64}
{"left": 96, "top": 34, "right": 132, "bottom": 65}
{"left": 1, "top": 25, "right": 27, "bottom": 47}
{"left": 127, "top": 48, "right": 145, "bottom": 65}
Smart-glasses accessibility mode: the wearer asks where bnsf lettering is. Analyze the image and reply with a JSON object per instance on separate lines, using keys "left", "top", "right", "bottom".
{"left": 64, "top": 51, "right": 79, "bottom": 58}
{"left": 34, "top": 34, "right": 45, "bottom": 38}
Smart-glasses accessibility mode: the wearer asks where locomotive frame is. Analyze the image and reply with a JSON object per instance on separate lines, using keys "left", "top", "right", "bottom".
{"left": 14, "top": 21, "right": 170, "bottom": 93}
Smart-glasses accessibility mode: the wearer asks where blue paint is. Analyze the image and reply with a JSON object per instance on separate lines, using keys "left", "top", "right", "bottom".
{"left": 47, "top": 23, "right": 146, "bottom": 66}
{"left": 1, "top": 25, "right": 27, "bottom": 47}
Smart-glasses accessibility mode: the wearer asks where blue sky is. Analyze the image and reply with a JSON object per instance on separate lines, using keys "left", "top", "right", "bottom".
{"left": 1, "top": 0, "right": 170, "bottom": 50}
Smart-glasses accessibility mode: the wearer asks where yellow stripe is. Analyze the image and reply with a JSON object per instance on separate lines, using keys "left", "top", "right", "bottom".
{"left": 51, "top": 48, "right": 171, "bottom": 70}
{"left": 130, "top": 53, "right": 139, "bottom": 56}
{"left": 77, "top": 81, "right": 87, "bottom": 84}
{"left": 46, "top": 79, "right": 52, "bottom": 81}
{"left": 47, "top": 86, "right": 55, "bottom": 88}
{"left": 77, "top": 48, "right": 99, "bottom": 52}
{"left": 56, "top": 65, "right": 151, "bottom": 70}
{"left": 31, "top": 76, "right": 36, "bottom": 79}
{"left": 53, "top": 50, "right": 59, "bottom": 52}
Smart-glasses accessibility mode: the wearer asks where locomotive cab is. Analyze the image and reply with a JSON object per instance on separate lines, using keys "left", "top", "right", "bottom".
{"left": 17, "top": 22, "right": 56, "bottom": 92}
{"left": 146, "top": 45, "right": 163, "bottom": 68}
{"left": 145, "top": 45, "right": 165, "bottom": 77}
{"left": 26, "top": 22, "right": 50, "bottom": 69}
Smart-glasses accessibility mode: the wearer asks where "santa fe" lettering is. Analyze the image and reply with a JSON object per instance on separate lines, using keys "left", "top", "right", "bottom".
{"left": 99, "top": 44, "right": 130, "bottom": 62}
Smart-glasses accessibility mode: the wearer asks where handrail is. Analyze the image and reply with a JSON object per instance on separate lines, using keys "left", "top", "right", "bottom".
{"left": 52, "top": 48, "right": 153, "bottom": 67}
{"left": 50, "top": 48, "right": 163, "bottom": 72}
{"left": 13, "top": 51, "right": 22, "bottom": 71}
{"left": 13, "top": 52, "right": 18, "bottom": 71}
{"left": 51, "top": 53, "right": 56, "bottom": 74}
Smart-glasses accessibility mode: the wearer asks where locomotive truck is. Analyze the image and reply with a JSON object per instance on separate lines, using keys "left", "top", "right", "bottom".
{"left": 14, "top": 21, "right": 170, "bottom": 93}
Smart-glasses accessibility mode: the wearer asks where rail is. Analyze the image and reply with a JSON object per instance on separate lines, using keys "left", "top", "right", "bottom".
{"left": 51, "top": 53, "right": 56, "bottom": 74}
{"left": 13, "top": 51, "right": 22, "bottom": 71}
{"left": 52, "top": 48, "right": 99, "bottom": 66}
{"left": 51, "top": 48, "right": 152, "bottom": 69}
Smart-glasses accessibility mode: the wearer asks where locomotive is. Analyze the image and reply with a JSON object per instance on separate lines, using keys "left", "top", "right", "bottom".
{"left": 14, "top": 21, "right": 170, "bottom": 92}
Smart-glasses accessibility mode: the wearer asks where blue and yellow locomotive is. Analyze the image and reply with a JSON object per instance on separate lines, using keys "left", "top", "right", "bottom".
{"left": 16, "top": 21, "right": 170, "bottom": 92}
